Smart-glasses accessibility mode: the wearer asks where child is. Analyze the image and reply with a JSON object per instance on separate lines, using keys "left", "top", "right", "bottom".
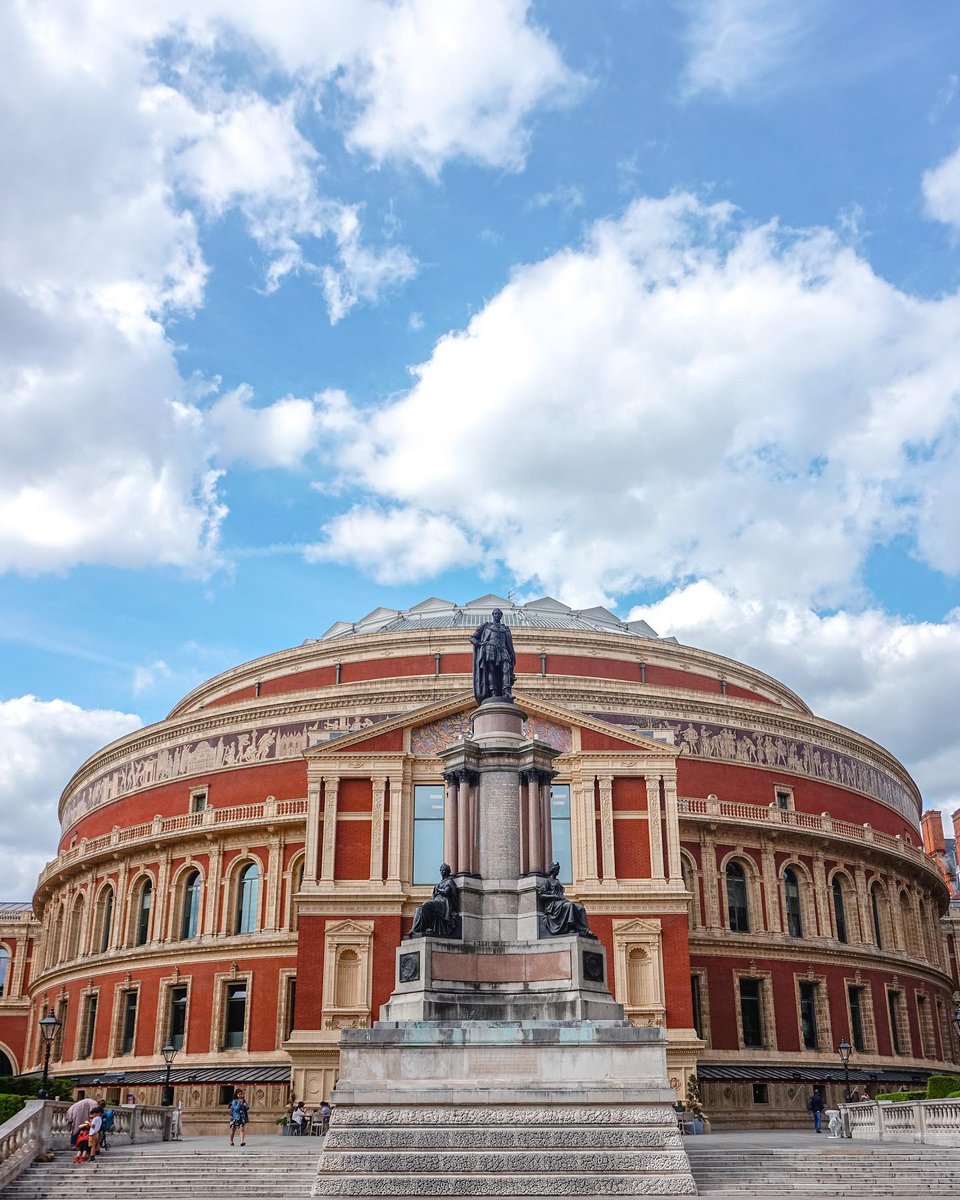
{"left": 73, "top": 1120, "right": 91, "bottom": 1162}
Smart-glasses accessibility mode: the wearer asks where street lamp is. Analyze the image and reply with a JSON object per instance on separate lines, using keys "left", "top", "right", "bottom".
{"left": 37, "top": 1008, "right": 62, "bottom": 1099}
{"left": 161, "top": 1043, "right": 178, "bottom": 1107}
{"left": 837, "top": 1038, "right": 853, "bottom": 1103}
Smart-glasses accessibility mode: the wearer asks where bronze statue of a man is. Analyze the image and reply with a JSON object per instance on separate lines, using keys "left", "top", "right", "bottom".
{"left": 471, "top": 608, "right": 516, "bottom": 704}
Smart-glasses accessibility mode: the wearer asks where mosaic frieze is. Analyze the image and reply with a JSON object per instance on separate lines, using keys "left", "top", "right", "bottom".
{"left": 410, "top": 713, "right": 572, "bottom": 757}
{"left": 62, "top": 712, "right": 397, "bottom": 832}
{"left": 590, "top": 713, "right": 916, "bottom": 822}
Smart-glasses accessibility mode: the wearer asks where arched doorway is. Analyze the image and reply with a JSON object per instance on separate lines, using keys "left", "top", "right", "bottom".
{"left": 0, "top": 1048, "right": 15, "bottom": 1076}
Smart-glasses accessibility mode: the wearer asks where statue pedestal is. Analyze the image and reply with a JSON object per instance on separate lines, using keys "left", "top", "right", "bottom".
{"left": 315, "top": 1022, "right": 694, "bottom": 1197}
{"left": 313, "top": 698, "right": 696, "bottom": 1196}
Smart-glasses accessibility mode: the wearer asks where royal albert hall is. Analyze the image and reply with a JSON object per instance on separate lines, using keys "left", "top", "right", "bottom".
{"left": 2, "top": 595, "right": 957, "bottom": 1129}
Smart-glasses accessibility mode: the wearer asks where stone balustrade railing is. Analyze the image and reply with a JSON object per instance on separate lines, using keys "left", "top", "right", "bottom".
{"left": 0, "top": 1100, "right": 173, "bottom": 1190}
{"left": 678, "top": 795, "right": 940, "bottom": 882}
{"left": 842, "top": 1099, "right": 960, "bottom": 1144}
{"left": 37, "top": 796, "right": 309, "bottom": 889}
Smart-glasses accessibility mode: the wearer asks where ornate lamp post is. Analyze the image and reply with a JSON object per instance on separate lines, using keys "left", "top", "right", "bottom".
{"left": 161, "top": 1042, "right": 178, "bottom": 1107}
{"left": 837, "top": 1038, "right": 853, "bottom": 1103}
{"left": 37, "top": 1008, "right": 62, "bottom": 1099}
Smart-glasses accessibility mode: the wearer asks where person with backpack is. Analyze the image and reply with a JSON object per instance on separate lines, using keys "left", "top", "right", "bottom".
{"left": 807, "top": 1088, "right": 825, "bottom": 1133}
{"left": 99, "top": 1104, "right": 115, "bottom": 1149}
{"left": 229, "top": 1089, "right": 249, "bottom": 1146}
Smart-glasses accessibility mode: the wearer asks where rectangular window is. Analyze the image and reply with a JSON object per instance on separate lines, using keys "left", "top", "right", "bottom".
{"left": 888, "top": 990, "right": 903, "bottom": 1055}
{"left": 218, "top": 1085, "right": 235, "bottom": 1106}
{"left": 739, "top": 978, "right": 764, "bottom": 1048}
{"left": 54, "top": 997, "right": 68, "bottom": 1062}
{"left": 691, "top": 974, "right": 703, "bottom": 1040}
{"left": 775, "top": 789, "right": 792, "bottom": 810}
{"left": 550, "top": 784, "right": 572, "bottom": 883}
{"left": 120, "top": 989, "right": 138, "bottom": 1055}
{"left": 168, "top": 985, "right": 188, "bottom": 1050}
{"left": 80, "top": 993, "right": 98, "bottom": 1059}
{"left": 849, "top": 986, "right": 866, "bottom": 1053}
{"left": 223, "top": 981, "right": 247, "bottom": 1049}
{"left": 284, "top": 978, "right": 297, "bottom": 1040}
{"left": 753, "top": 1083, "right": 769, "bottom": 1104}
{"left": 800, "top": 982, "right": 819, "bottom": 1050}
{"left": 190, "top": 789, "right": 207, "bottom": 814}
{"left": 412, "top": 784, "right": 445, "bottom": 885}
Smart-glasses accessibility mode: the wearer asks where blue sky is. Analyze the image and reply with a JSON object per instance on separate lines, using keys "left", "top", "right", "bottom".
{"left": 3, "top": 0, "right": 960, "bottom": 897}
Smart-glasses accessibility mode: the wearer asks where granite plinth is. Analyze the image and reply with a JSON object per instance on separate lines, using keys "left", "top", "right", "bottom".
{"left": 313, "top": 1023, "right": 695, "bottom": 1197}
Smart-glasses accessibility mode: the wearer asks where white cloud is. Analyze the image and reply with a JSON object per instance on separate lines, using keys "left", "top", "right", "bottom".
{"left": 306, "top": 506, "right": 480, "bottom": 583}
{"left": 629, "top": 583, "right": 960, "bottom": 817}
{"left": 311, "top": 193, "right": 960, "bottom": 606}
{"left": 0, "top": 0, "right": 577, "bottom": 575}
{"left": 678, "top": 0, "right": 814, "bottom": 99}
{"left": 0, "top": 697, "right": 141, "bottom": 901}
{"left": 923, "top": 143, "right": 960, "bottom": 230}
{"left": 207, "top": 385, "right": 328, "bottom": 469}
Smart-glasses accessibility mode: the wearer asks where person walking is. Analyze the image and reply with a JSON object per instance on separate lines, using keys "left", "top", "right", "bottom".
{"left": 229, "top": 1089, "right": 249, "bottom": 1146}
{"left": 808, "top": 1088, "right": 825, "bottom": 1133}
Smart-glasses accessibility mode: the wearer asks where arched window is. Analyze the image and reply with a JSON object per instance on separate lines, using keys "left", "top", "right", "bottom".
{"left": 236, "top": 863, "right": 260, "bottom": 935}
{"left": 832, "top": 877, "right": 848, "bottom": 944}
{"left": 134, "top": 879, "right": 153, "bottom": 946}
{"left": 783, "top": 868, "right": 803, "bottom": 938}
{"left": 726, "top": 862, "right": 749, "bottom": 932}
{"left": 871, "top": 883, "right": 884, "bottom": 948}
{"left": 334, "top": 949, "right": 361, "bottom": 1008}
{"left": 627, "top": 947, "right": 652, "bottom": 1008}
{"left": 180, "top": 870, "right": 201, "bottom": 940}
{"left": 681, "top": 858, "right": 699, "bottom": 930}
{"left": 0, "top": 946, "right": 9, "bottom": 997}
{"left": 0, "top": 1048, "right": 13, "bottom": 1076}
{"left": 65, "top": 895, "right": 85, "bottom": 960}
{"left": 95, "top": 886, "right": 114, "bottom": 954}
{"left": 47, "top": 904, "right": 65, "bottom": 969}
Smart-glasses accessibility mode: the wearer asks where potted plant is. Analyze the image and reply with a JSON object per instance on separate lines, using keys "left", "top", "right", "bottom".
{"left": 276, "top": 1116, "right": 289, "bottom": 1135}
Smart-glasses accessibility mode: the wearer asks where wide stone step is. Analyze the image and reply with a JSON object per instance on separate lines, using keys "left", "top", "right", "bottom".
{"left": 311, "top": 1175, "right": 698, "bottom": 1197}
{"left": 325, "top": 1127, "right": 680, "bottom": 1150}
{"left": 318, "top": 1149, "right": 690, "bottom": 1175}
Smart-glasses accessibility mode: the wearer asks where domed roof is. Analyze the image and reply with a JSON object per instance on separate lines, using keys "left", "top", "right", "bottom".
{"left": 314, "top": 595, "right": 675, "bottom": 643}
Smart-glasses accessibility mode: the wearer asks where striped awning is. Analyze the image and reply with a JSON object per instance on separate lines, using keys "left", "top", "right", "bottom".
{"left": 696, "top": 1062, "right": 931, "bottom": 1085}
{"left": 63, "top": 1064, "right": 292, "bottom": 1086}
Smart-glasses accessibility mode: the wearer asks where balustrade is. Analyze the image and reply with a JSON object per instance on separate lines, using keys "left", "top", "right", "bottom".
{"left": 841, "top": 1099, "right": 960, "bottom": 1144}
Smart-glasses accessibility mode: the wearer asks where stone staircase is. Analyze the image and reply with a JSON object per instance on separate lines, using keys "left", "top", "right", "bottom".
{"left": 1, "top": 1139, "right": 320, "bottom": 1200}
{"left": 690, "top": 1145, "right": 960, "bottom": 1197}
{"left": 314, "top": 1104, "right": 696, "bottom": 1196}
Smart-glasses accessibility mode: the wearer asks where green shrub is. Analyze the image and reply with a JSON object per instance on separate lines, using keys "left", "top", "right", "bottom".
{"left": 0, "top": 1094, "right": 27, "bottom": 1125}
{"left": 926, "top": 1075, "right": 960, "bottom": 1100}
{"left": 0, "top": 1077, "right": 75, "bottom": 1101}
{"left": 943, "top": 1089, "right": 960, "bottom": 1099}
{"left": 876, "top": 1090, "right": 924, "bottom": 1102}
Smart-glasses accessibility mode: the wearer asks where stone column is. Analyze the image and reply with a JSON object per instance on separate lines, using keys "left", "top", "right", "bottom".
{"left": 469, "top": 776, "right": 480, "bottom": 875}
{"left": 443, "top": 774, "right": 459, "bottom": 875}
{"left": 387, "top": 775, "right": 403, "bottom": 886}
{"left": 853, "top": 863, "right": 871, "bottom": 944}
{"left": 518, "top": 774, "right": 529, "bottom": 874}
{"left": 812, "top": 851, "right": 830, "bottom": 939}
{"left": 525, "top": 772, "right": 542, "bottom": 873}
{"left": 370, "top": 777, "right": 387, "bottom": 881}
{"left": 645, "top": 774, "right": 665, "bottom": 880}
{"left": 662, "top": 774, "right": 682, "bottom": 882}
{"left": 204, "top": 843, "right": 222, "bottom": 936}
{"left": 539, "top": 775, "right": 553, "bottom": 870}
{"left": 304, "top": 778, "right": 322, "bottom": 885}
{"left": 457, "top": 773, "right": 472, "bottom": 875}
{"left": 572, "top": 773, "right": 599, "bottom": 887}
{"left": 265, "top": 838, "right": 282, "bottom": 930}
{"left": 760, "top": 840, "right": 782, "bottom": 934}
{"left": 700, "top": 829, "right": 721, "bottom": 928}
{"left": 320, "top": 778, "right": 339, "bottom": 882}
{"left": 599, "top": 775, "right": 616, "bottom": 883}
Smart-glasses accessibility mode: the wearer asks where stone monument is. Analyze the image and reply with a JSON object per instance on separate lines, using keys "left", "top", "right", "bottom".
{"left": 312, "top": 616, "right": 696, "bottom": 1196}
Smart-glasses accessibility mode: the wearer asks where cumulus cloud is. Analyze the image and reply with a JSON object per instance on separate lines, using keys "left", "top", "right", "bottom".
{"left": 629, "top": 583, "right": 960, "bottom": 816}
{"left": 311, "top": 193, "right": 960, "bottom": 606}
{"left": 0, "top": 697, "right": 141, "bottom": 901}
{"left": 678, "top": 0, "right": 815, "bottom": 99}
{"left": 0, "top": 0, "right": 578, "bottom": 575}
{"left": 923, "top": 143, "right": 960, "bottom": 230}
{"left": 306, "top": 506, "right": 480, "bottom": 583}
{"left": 207, "top": 386, "right": 329, "bottom": 469}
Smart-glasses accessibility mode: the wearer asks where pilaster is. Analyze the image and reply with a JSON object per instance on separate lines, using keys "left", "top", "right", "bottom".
{"left": 370, "top": 776, "right": 386, "bottom": 882}
{"left": 645, "top": 774, "right": 665, "bottom": 881}
{"left": 320, "top": 778, "right": 340, "bottom": 882}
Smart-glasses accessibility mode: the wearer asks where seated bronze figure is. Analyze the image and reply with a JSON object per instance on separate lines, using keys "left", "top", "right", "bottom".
{"left": 539, "top": 861, "right": 594, "bottom": 937}
{"left": 406, "top": 864, "right": 460, "bottom": 938}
